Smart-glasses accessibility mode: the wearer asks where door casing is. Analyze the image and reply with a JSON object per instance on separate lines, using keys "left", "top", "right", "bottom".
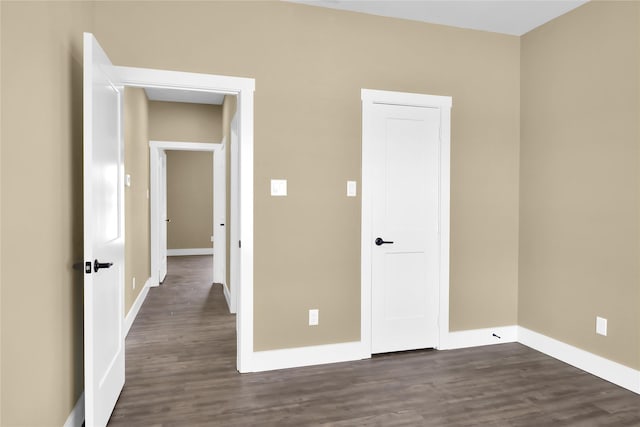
{"left": 116, "top": 65, "right": 255, "bottom": 372}
{"left": 158, "top": 150, "right": 167, "bottom": 282}
{"left": 361, "top": 89, "right": 452, "bottom": 354}
{"left": 149, "top": 141, "right": 224, "bottom": 287}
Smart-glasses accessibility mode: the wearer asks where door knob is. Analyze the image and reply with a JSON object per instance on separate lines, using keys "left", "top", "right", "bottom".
{"left": 165, "top": 218, "right": 171, "bottom": 222}
{"left": 375, "top": 237, "right": 394, "bottom": 246}
{"left": 94, "top": 259, "right": 114, "bottom": 273}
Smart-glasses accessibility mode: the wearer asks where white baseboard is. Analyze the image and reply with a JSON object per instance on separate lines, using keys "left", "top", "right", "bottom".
{"left": 63, "top": 392, "right": 84, "bottom": 427}
{"left": 124, "top": 277, "right": 152, "bottom": 337}
{"left": 222, "top": 283, "right": 233, "bottom": 313}
{"left": 250, "top": 341, "right": 370, "bottom": 372}
{"left": 518, "top": 326, "right": 640, "bottom": 394}
{"left": 167, "top": 248, "right": 213, "bottom": 256}
{"left": 441, "top": 325, "right": 518, "bottom": 350}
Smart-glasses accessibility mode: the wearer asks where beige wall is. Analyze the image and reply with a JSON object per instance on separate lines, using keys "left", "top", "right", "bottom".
{"left": 94, "top": 1, "right": 521, "bottom": 350}
{"left": 148, "top": 101, "right": 222, "bottom": 143}
{"left": 222, "top": 95, "right": 237, "bottom": 290}
{"left": 1, "top": 2, "right": 92, "bottom": 425}
{"left": 0, "top": 2, "right": 4, "bottom": 421}
{"left": 124, "top": 88, "right": 151, "bottom": 314}
{"left": 519, "top": 1, "right": 640, "bottom": 369}
{"left": 166, "top": 151, "right": 214, "bottom": 249}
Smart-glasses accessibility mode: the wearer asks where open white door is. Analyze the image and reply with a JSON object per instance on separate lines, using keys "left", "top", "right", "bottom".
{"left": 83, "top": 33, "right": 125, "bottom": 427}
{"left": 213, "top": 144, "right": 226, "bottom": 286}
{"left": 159, "top": 150, "right": 168, "bottom": 282}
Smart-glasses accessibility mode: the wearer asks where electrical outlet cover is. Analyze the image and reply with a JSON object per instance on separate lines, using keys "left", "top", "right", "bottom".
{"left": 596, "top": 316, "right": 607, "bottom": 336}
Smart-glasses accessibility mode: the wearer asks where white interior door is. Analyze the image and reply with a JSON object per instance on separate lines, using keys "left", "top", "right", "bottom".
{"left": 159, "top": 150, "right": 168, "bottom": 282}
{"left": 213, "top": 145, "right": 226, "bottom": 286}
{"left": 83, "top": 32, "right": 125, "bottom": 427}
{"left": 370, "top": 103, "right": 441, "bottom": 354}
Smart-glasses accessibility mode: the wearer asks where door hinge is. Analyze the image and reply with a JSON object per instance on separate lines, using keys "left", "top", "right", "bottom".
{"left": 239, "top": 240, "right": 241, "bottom": 248}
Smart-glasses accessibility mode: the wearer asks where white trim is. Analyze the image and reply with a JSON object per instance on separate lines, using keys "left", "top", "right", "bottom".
{"left": 237, "top": 87, "right": 255, "bottom": 373}
{"left": 115, "top": 66, "right": 254, "bottom": 95}
{"left": 63, "top": 392, "right": 85, "bottom": 427}
{"left": 441, "top": 325, "right": 517, "bottom": 350}
{"left": 518, "top": 327, "right": 640, "bottom": 394}
{"left": 167, "top": 248, "right": 214, "bottom": 256}
{"left": 118, "top": 66, "right": 255, "bottom": 373}
{"left": 437, "top": 104, "right": 452, "bottom": 349}
{"left": 124, "top": 277, "right": 152, "bottom": 337}
{"left": 149, "top": 140, "right": 218, "bottom": 152}
{"left": 213, "top": 136, "right": 227, "bottom": 288}
{"left": 229, "top": 113, "right": 240, "bottom": 315}
{"left": 222, "top": 282, "right": 232, "bottom": 312}
{"left": 361, "top": 89, "right": 452, "bottom": 355}
{"left": 250, "top": 341, "right": 370, "bottom": 372}
{"left": 362, "top": 89, "right": 452, "bottom": 108}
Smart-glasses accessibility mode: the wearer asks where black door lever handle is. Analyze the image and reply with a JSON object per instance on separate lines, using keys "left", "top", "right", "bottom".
{"left": 375, "top": 237, "right": 394, "bottom": 246}
{"left": 94, "top": 259, "right": 114, "bottom": 273}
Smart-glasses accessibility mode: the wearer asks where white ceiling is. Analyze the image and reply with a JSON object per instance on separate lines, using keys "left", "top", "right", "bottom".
{"left": 144, "top": 87, "right": 225, "bottom": 105}
{"left": 288, "top": 0, "right": 588, "bottom": 36}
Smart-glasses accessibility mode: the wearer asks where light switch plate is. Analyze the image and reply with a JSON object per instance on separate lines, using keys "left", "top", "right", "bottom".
{"left": 347, "top": 180, "right": 357, "bottom": 197}
{"left": 309, "top": 309, "right": 319, "bottom": 326}
{"left": 271, "top": 179, "right": 287, "bottom": 196}
{"left": 596, "top": 316, "right": 607, "bottom": 336}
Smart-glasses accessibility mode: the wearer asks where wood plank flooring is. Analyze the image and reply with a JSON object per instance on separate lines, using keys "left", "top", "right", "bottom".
{"left": 109, "top": 256, "right": 640, "bottom": 426}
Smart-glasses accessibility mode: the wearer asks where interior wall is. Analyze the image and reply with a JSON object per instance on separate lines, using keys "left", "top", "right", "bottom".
{"left": 222, "top": 95, "right": 237, "bottom": 291}
{"left": 95, "top": 1, "right": 521, "bottom": 351}
{"left": 0, "top": 2, "right": 92, "bottom": 425}
{"left": 520, "top": 1, "right": 640, "bottom": 369}
{"left": 148, "top": 101, "right": 222, "bottom": 143}
{"left": 166, "top": 150, "right": 214, "bottom": 250}
{"left": 124, "top": 87, "right": 151, "bottom": 314}
{"left": 0, "top": 2, "right": 4, "bottom": 421}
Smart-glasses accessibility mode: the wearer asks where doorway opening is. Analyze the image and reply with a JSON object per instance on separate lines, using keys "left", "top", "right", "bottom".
{"left": 149, "top": 140, "right": 237, "bottom": 312}
{"left": 114, "top": 65, "right": 254, "bottom": 373}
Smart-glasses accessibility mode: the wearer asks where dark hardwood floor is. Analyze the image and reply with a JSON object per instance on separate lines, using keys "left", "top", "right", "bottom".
{"left": 109, "top": 256, "right": 640, "bottom": 426}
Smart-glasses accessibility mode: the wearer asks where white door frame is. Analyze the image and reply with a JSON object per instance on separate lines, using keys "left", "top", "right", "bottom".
{"left": 229, "top": 113, "right": 239, "bottom": 314}
{"left": 212, "top": 138, "right": 227, "bottom": 293}
{"left": 361, "top": 89, "right": 452, "bottom": 353}
{"left": 117, "top": 65, "right": 255, "bottom": 372}
{"left": 158, "top": 150, "right": 167, "bottom": 282}
{"left": 149, "top": 141, "right": 222, "bottom": 285}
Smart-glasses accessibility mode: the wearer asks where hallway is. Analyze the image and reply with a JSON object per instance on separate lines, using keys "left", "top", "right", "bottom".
{"left": 109, "top": 255, "right": 236, "bottom": 425}
{"left": 108, "top": 256, "right": 640, "bottom": 426}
